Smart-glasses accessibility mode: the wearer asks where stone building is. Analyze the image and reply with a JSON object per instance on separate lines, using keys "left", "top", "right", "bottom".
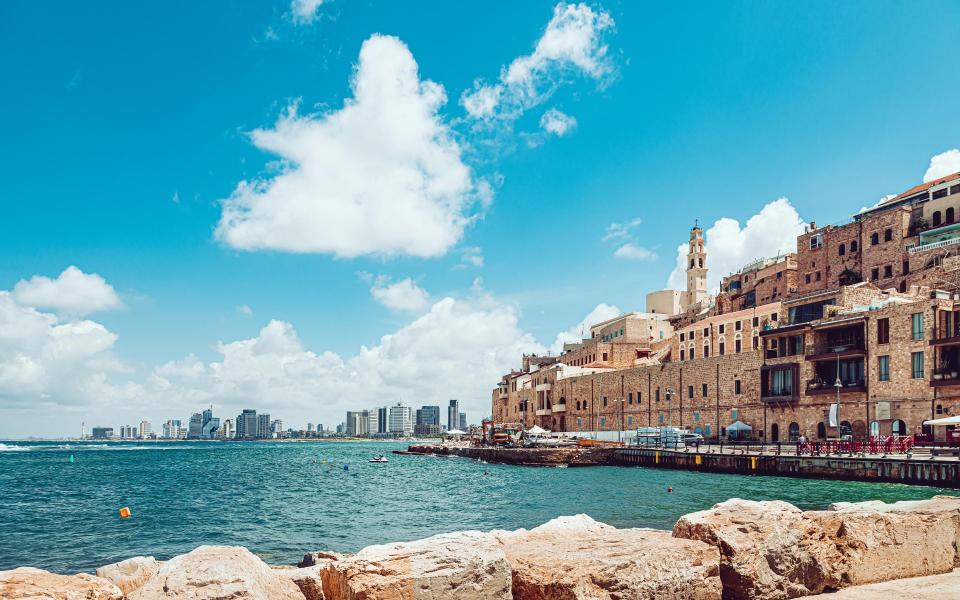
{"left": 718, "top": 254, "right": 797, "bottom": 312}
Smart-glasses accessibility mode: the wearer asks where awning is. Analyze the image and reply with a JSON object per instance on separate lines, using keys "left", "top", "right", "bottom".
{"left": 526, "top": 425, "right": 549, "bottom": 434}
{"left": 726, "top": 420, "right": 753, "bottom": 431}
{"left": 446, "top": 429, "right": 467, "bottom": 435}
{"left": 923, "top": 416, "right": 960, "bottom": 426}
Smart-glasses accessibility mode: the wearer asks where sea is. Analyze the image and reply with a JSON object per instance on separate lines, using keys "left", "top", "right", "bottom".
{"left": 0, "top": 440, "right": 949, "bottom": 573}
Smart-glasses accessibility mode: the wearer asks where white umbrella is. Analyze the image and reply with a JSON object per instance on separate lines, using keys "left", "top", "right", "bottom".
{"left": 923, "top": 415, "right": 960, "bottom": 426}
{"left": 526, "top": 425, "right": 549, "bottom": 434}
{"left": 446, "top": 429, "right": 467, "bottom": 435}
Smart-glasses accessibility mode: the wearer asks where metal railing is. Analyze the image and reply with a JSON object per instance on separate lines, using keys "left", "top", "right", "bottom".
{"left": 908, "top": 236, "right": 960, "bottom": 254}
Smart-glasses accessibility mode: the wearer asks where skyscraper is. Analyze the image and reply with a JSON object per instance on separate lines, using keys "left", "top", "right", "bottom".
{"left": 139, "top": 420, "right": 152, "bottom": 438}
{"left": 345, "top": 411, "right": 357, "bottom": 436}
{"left": 377, "top": 406, "right": 388, "bottom": 434}
{"left": 459, "top": 412, "right": 467, "bottom": 431}
{"left": 188, "top": 413, "right": 203, "bottom": 439}
{"left": 236, "top": 409, "right": 257, "bottom": 439}
{"left": 258, "top": 414, "right": 271, "bottom": 439}
{"left": 388, "top": 403, "right": 413, "bottom": 435}
{"left": 447, "top": 399, "right": 459, "bottom": 431}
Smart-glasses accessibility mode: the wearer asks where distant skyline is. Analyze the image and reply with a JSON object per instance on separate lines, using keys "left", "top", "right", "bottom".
{"left": 1, "top": 1, "right": 959, "bottom": 437}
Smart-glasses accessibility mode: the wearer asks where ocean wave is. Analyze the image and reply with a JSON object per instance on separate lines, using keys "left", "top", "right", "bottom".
{"left": 0, "top": 443, "right": 31, "bottom": 452}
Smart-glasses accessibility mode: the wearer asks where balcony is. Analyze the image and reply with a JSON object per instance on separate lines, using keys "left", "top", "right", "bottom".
{"left": 806, "top": 378, "right": 866, "bottom": 396}
{"left": 535, "top": 408, "right": 552, "bottom": 416}
{"left": 535, "top": 383, "right": 552, "bottom": 392}
{"left": 805, "top": 335, "right": 866, "bottom": 362}
{"left": 761, "top": 391, "right": 797, "bottom": 404}
{"left": 552, "top": 403, "right": 566, "bottom": 413}
{"left": 498, "top": 390, "right": 508, "bottom": 400}
{"left": 931, "top": 323, "right": 960, "bottom": 346}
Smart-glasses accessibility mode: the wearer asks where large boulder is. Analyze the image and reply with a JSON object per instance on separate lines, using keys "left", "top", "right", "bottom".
{"left": 495, "top": 514, "right": 721, "bottom": 600}
{"left": 0, "top": 567, "right": 123, "bottom": 600}
{"left": 815, "top": 495, "right": 960, "bottom": 585}
{"left": 673, "top": 499, "right": 843, "bottom": 599}
{"left": 95, "top": 556, "right": 159, "bottom": 595}
{"left": 321, "top": 530, "right": 511, "bottom": 600}
{"left": 129, "top": 546, "right": 305, "bottom": 600}
{"left": 673, "top": 496, "right": 960, "bottom": 599}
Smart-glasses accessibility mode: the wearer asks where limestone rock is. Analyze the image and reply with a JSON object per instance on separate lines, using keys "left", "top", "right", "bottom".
{"left": 813, "top": 495, "right": 960, "bottom": 585}
{"left": 95, "top": 556, "right": 159, "bottom": 595}
{"left": 275, "top": 565, "right": 333, "bottom": 600}
{"left": 0, "top": 567, "right": 123, "bottom": 600}
{"left": 672, "top": 498, "right": 842, "bottom": 599}
{"left": 495, "top": 514, "right": 721, "bottom": 600}
{"left": 321, "top": 530, "right": 511, "bottom": 600}
{"left": 129, "top": 545, "right": 305, "bottom": 600}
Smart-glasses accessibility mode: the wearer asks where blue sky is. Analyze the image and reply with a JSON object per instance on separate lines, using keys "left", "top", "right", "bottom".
{"left": 1, "top": 1, "right": 959, "bottom": 437}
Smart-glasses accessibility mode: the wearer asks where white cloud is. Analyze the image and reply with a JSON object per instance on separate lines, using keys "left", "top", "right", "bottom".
{"left": 550, "top": 303, "right": 621, "bottom": 354}
{"left": 290, "top": 0, "right": 325, "bottom": 24}
{"left": 458, "top": 246, "right": 485, "bottom": 269}
{"left": 602, "top": 217, "right": 642, "bottom": 242}
{"left": 237, "top": 304, "right": 254, "bottom": 316}
{"left": 539, "top": 108, "right": 576, "bottom": 137}
{"left": 460, "top": 2, "right": 615, "bottom": 122}
{"left": 12, "top": 266, "right": 122, "bottom": 317}
{"left": 215, "top": 35, "right": 475, "bottom": 259}
{"left": 667, "top": 198, "right": 807, "bottom": 292}
{"left": 613, "top": 243, "right": 657, "bottom": 261}
{"left": 369, "top": 276, "right": 431, "bottom": 313}
{"left": 924, "top": 149, "right": 960, "bottom": 183}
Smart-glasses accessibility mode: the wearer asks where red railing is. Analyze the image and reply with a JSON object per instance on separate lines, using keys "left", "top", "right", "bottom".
{"left": 797, "top": 435, "right": 914, "bottom": 456}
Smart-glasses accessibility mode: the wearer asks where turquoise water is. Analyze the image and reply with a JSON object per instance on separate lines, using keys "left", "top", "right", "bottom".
{"left": 0, "top": 440, "right": 950, "bottom": 573}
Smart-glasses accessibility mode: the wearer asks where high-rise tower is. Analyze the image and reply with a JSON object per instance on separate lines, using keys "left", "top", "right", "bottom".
{"left": 685, "top": 222, "right": 709, "bottom": 309}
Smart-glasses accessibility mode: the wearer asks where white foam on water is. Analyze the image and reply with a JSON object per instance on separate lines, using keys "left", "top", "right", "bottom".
{"left": 0, "top": 443, "right": 31, "bottom": 452}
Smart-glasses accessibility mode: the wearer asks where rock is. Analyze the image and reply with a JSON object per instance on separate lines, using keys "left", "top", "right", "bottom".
{"left": 0, "top": 567, "right": 123, "bottom": 600}
{"left": 494, "top": 514, "right": 721, "bottom": 600}
{"left": 321, "top": 530, "right": 511, "bottom": 600}
{"left": 673, "top": 496, "right": 960, "bottom": 599}
{"left": 129, "top": 545, "right": 305, "bottom": 600}
{"left": 299, "top": 551, "right": 346, "bottom": 568}
{"left": 95, "top": 556, "right": 159, "bottom": 595}
{"left": 673, "top": 499, "right": 842, "bottom": 599}
{"left": 814, "top": 495, "right": 960, "bottom": 585}
{"left": 276, "top": 565, "right": 327, "bottom": 600}
{"left": 806, "top": 568, "right": 960, "bottom": 599}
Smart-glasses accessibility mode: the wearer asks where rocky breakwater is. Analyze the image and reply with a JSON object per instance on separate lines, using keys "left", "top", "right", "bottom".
{"left": 672, "top": 494, "right": 960, "bottom": 599}
{"left": 2, "top": 495, "right": 958, "bottom": 600}
{"left": 404, "top": 443, "right": 616, "bottom": 466}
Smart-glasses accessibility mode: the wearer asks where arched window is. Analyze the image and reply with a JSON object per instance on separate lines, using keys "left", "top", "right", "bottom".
{"left": 788, "top": 422, "right": 800, "bottom": 441}
{"left": 933, "top": 211, "right": 942, "bottom": 226}
{"left": 871, "top": 232, "right": 879, "bottom": 245}
{"left": 948, "top": 208, "right": 956, "bottom": 224}
{"left": 770, "top": 423, "right": 779, "bottom": 442}
{"left": 850, "top": 240, "right": 858, "bottom": 252}
{"left": 870, "top": 421, "right": 879, "bottom": 436}
{"left": 690, "top": 347, "right": 696, "bottom": 360}
{"left": 937, "top": 403, "right": 944, "bottom": 414}
{"left": 840, "top": 420, "right": 852, "bottom": 437}
{"left": 817, "top": 422, "right": 827, "bottom": 439}
{"left": 892, "top": 419, "right": 907, "bottom": 436}
{"left": 703, "top": 341, "right": 710, "bottom": 358}
{"left": 839, "top": 243, "right": 846, "bottom": 256}
{"left": 575, "top": 400, "right": 580, "bottom": 410}
{"left": 680, "top": 348, "right": 685, "bottom": 361}
{"left": 719, "top": 338, "right": 725, "bottom": 355}
{"left": 734, "top": 333, "right": 742, "bottom": 353}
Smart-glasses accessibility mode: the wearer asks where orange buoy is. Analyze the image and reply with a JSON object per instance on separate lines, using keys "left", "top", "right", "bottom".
{"left": 119, "top": 506, "right": 132, "bottom": 519}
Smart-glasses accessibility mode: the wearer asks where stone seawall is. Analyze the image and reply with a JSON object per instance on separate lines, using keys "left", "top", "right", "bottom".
{"left": 3, "top": 496, "right": 960, "bottom": 599}
{"left": 403, "top": 443, "right": 617, "bottom": 466}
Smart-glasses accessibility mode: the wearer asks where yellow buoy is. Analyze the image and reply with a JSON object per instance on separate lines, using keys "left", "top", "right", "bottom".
{"left": 119, "top": 507, "right": 132, "bottom": 519}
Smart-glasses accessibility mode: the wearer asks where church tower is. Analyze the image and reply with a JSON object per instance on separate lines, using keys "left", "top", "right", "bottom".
{"left": 685, "top": 222, "right": 708, "bottom": 308}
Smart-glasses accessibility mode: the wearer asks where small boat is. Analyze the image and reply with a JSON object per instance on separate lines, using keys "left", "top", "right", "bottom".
{"left": 368, "top": 455, "right": 388, "bottom": 463}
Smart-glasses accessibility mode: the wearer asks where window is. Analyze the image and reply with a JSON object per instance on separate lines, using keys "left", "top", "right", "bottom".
{"left": 680, "top": 348, "right": 685, "bottom": 361}
{"left": 810, "top": 233, "right": 823, "bottom": 249}
{"left": 877, "top": 318, "right": 890, "bottom": 344}
{"left": 771, "top": 312, "right": 778, "bottom": 321}
{"left": 850, "top": 240, "right": 858, "bottom": 252}
{"left": 911, "top": 351, "right": 924, "bottom": 379}
{"left": 933, "top": 211, "right": 942, "bottom": 226}
{"left": 871, "top": 232, "right": 879, "bottom": 245}
{"left": 903, "top": 260, "right": 910, "bottom": 275}
{"left": 871, "top": 268, "right": 879, "bottom": 281}
{"left": 912, "top": 313, "right": 924, "bottom": 340}
{"left": 735, "top": 338, "right": 742, "bottom": 353}
{"left": 735, "top": 320, "right": 742, "bottom": 331}
{"left": 838, "top": 243, "right": 846, "bottom": 256}
{"left": 952, "top": 184, "right": 960, "bottom": 195}
{"left": 884, "top": 228, "right": 893, "bottom": 242}
{"left": 680, "top": 333, "right": 685, "bottom": 342}
{"left": 719, "top": 324, "right": 725, "bottom": 334}
{"left": 655, "top": 388, "right": 660, "bottom": 402}
{"left": 602, "top": 352, "right": 608, "bottom": 361}
{"left": 933, "top": 188, "right": 949, "bottom": 200}
{"left": 688, "top": 385, "right": 694, "bottom": 399}
{"left": 949, "top": 207, "right": 956, "bottom": 224}
{"left": 703, "top": 344, "right": 710, "bottom": 358}
{"left": 883, "top": 265, "right": 893, "bottom": 278}
{"left": 603, "top": 396, "right": 607, "bottom": 407}
{"left": 702, "top": 383, "right": 708, "bottom": 397}
{"left": 690, "top": 331, "right": 695, "bottom": 340}
{"left": 627, "top": 393, "right": 633, "bottom": 405}
{"left": 815, "top": 271, "right": 821, "bottom": 281}
{"left": 752, "top": 317, "right": 759, "bottom": 327}
{"left": 690, "top": 348, "right": 696, "bottom": 360}
{"left": 703, "top": 327, "right": 709, "bottom": 337}
{"left": 734, "top": 379, "right": 742, "bottom": 395}
{"left": 878, "top": 356, "right": 890, "bottom": 381}
{"left": 719, "top": 341, "right": 725, "bottom": 355}
{"left": 576, "top": 400, "right": 580, "bottom": 410}
{"left": 753, "top": 334, "right": 759, "bottom": 350}
{"left": 805, "top": 274, "right": 811, "bottom": 284}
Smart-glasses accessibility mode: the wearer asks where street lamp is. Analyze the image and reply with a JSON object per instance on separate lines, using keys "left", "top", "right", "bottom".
{"left": 835, "top": 352, "right": 842, "bottom": 444}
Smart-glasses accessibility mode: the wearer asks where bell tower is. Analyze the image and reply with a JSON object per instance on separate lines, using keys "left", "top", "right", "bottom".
{"left": 686, "top": 222, "right": 708, "bottom": 308}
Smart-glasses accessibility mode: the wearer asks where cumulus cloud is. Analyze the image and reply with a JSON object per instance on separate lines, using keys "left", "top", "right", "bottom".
{"left": 460, "top": 2, "right": 615, "bottom": 123}
{"left": 667, "top": 198, "right": 807, "bottom": 292}
{"left": 539, "top": 108, "right": 576, "bottom": 136}
{"left": 290, "top": 0, "right": 325, "bottom": 24}
{"left": 368, "top": 276, "right": 431, "bottom": 313}
{"left": 12, "top": 266, "right": 122, "bottom": 317}
{"left": 924, "top": 149, "right": 960, "bottom": 183}
{"left": 613, "top": 243, "right": 657, "bottom": 261}
{"left": 602, "top": 217, "right": 642, "bottom": 242}
{"left": 215, "top": 35, "right": 475, "bottom": 259}
{"left": 550, "top": 303, "right": 621, "bottom": 354}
